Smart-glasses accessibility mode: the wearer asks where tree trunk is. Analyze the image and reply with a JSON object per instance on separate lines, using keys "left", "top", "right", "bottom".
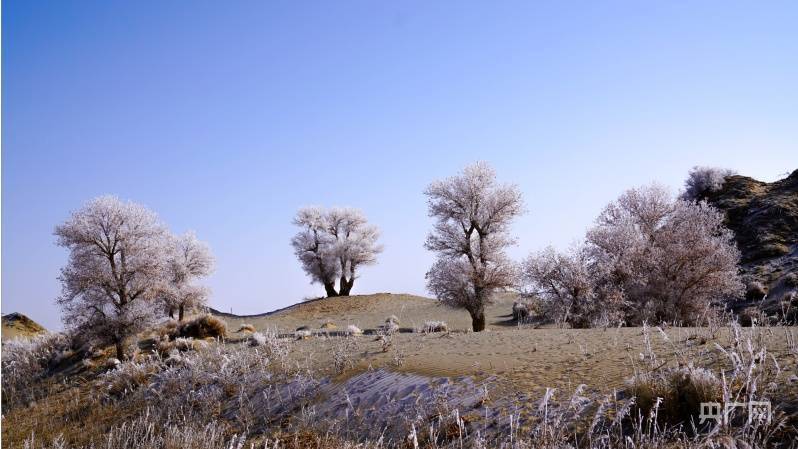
{"left": 178, "top": 304, "right": 185, "bottom": 321}
{"left": 324, "top": 281, "right": 339, "bottom": 297}
{"left": 469, "top": 309, "right": 486, "bottom": 332}
{"left": 168, "top": 307, "right": 175, "bottom": 319}
{"left": 339, "top": 276, "right": 355, "bottom": 296}
{"left": 115, "top": 340, "right": 125, "bottom": 360}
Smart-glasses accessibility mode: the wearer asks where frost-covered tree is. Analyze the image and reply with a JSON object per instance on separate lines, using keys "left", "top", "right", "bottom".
{"left": 522, "top": 246, "right": 600, "bottom": 328}
{"left": 54, "top": 196, "right": 170, "bottom": 359}
{"left": 160, "top": 232, "right": 214, "bottom": 321}
{"left": 291, "top": 207, "right": 339, "bottom": 297}
{"left": 424, "top": 162, "right": 524, "bottom": 331}
{"left": 291, "top": 207, "right": 382, "bottom": 297}
{"left": 681, "top": 166, "right": 736, "bottom": 201}
{"left": 524, "top": 185, "right": 743, "bottom": 327}
{"left": 326, "top": 207, "right": 382, "bottom": 296}
{"left": 587, "top": 184, "right": 744, "bottom": 324}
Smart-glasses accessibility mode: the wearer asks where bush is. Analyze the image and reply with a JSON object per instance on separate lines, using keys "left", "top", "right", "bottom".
{"left": 1, "top": 332, "right": 72, "bottom": 409}
{"left": 97, "top": 358, "right": 163, "bottom": 399}
{"left": 419, "top": 320, "right": 448, "bottom": 333}
{"left": 346, "top": 324, "right": 363, "bottom": 335}
{"left": 247, "top": 329, "right": 289, "bottom": 362}
{"left": 382, "top": 321, "right": 399, "bottom": 334}
{"left": 745, "top": 281, "right": 768, "bottom": 300}
{"left": 738, "top": 307, "right": 765, "bottom": 327}
{"left": 157, "top": 337, "right": 209, "bottom": 355}
{"left": 156, "top": 320, "right": 179, "bottom": 339}
{"left": 320, "top": 320, "right": 337, "bottom": 329}
{"left": 249, "top": 332, "right": 267, "bottom": 346}
{"left": 235, "top": 324, "right": 256, "bottom": 333}
{"left": 759, "top": 242, "right": 790, "bottom": 258}
{"left": 512, "top": 300, "right": 530, "bottom": 321}
{"left": 784, "top": 273, "right": 798, "bottom": 288}
{"left": 171, "top": 315, "right": 227, "bottom": 340}
{"left": 627, "top": 365, "right": 722, "bottom": 426}
{"left": 681, "top": 166, "right": 736, "bottom": 201}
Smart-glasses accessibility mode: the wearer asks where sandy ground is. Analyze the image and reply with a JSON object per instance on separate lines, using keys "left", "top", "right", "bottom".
{"left": 272, "top": 326, "right": 798, "bottom": 395}
{"left": 216, "top": 294, "right": 798, "bottom": 397}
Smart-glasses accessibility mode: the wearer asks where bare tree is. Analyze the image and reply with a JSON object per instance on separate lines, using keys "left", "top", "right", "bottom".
{"left": 424, "top": 162, "right": 524, "bottom": 331}
{"left": 54, "top": 196, "right": 170, "bottom": 359}
{"left": 586, "top": 184, "right": 744, "bottom": 324}
{"left": 291, "top": 207, "right": 382, "bottom": 297}
{"left": 161, "top": 232, "right": 215, "bottom": 321}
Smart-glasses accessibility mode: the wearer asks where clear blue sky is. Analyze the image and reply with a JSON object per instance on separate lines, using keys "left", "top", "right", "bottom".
{"left": 3, "top": 1, "right": 796, "bottom": 330}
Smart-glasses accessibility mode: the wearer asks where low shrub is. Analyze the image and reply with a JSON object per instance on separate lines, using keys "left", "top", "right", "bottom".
{"left": 249, "top": 332, "right": 267, "bottom": 347}
{"left": 745, "top": 281, "right": 767, "bottom": 300}
{"left": 169, "top": 337, "right": 210, "bottom": 353}
{"left": 383, "top": 321, "right": 399, "bottom": 334}
{"left": 97, "top": 357, "right": 164, "bottom": 399}
{"left": 627, "top": 365, "right": 723, "bottom": 427}
{"left": 738, "top": 307, "right": 765, "bottom": 327}
{"left": 156, "top": 320, "right": 179, "bottom": 339}
{"left": 171, "top": 315, "right": 227, "bottom": 340}
{"left": 512, "top": 300, "right": 529, "bottom": 321}
{"left": 346, "top": 324, "right": 363, "bottom": 335}
{"left": 681, "top": 166, "right": 736, "bottom": 201}
{"left": 235, "top": 324, "right": 256, "bottom": 333}
{"left": 760, "top": 242, "right": 791, "bottom": 258}
{"left": 419, "top": 320, "right": 448, "bottom": 333}
{"left": 1, "top": 332, "right": 72, "bottom": 409}
{"left": 247, "top": 329, "right": 289, "bottom": 362}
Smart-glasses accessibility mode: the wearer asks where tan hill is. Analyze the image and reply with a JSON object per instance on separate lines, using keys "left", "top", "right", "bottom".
{"left": 211, "top": 292, "right": 520, "bottom": 333}
{"left": 2, "top": 312, "right": 46, "bottom": 341}
{"left": 700, "top": 169, "right": 798, "bottom": 319}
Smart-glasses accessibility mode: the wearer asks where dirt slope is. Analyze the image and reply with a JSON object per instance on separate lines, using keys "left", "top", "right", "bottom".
{"left": 2, "top": 312, "right": 46, "bottom": 341}
{"left": 212, "top": 292, "right": 520, "bottom": 333}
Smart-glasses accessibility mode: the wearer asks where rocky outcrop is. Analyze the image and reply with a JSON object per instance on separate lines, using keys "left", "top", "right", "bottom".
{"left": 701, "top": 169, "right": 798, "bottom": 321}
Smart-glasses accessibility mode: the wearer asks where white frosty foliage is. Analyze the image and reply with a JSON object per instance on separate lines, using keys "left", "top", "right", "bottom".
{"left": 524, "top": 185, "right": 744, "bottom": 326}
{"left": 54, "top": 196, "right": 171, "bottom": 358}
{"left": 681, "top": 166, "right": 736, "bottom": 201}
{"left": 346, "top": 324, "right": 363, "bottom": 335}
{"left": 424, "top": 162, "right": 524, "bottom": 331}
{"left": 291, "top": 206, "right": 383, "bottom": 296}
{"left": 160, "top": 231, "right": 215, "bottom": 319}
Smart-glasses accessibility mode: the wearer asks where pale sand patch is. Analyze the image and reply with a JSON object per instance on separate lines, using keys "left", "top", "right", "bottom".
{"left": 215, "top": 295, "right": 798, "bottom": 413}
{"left": 262, "top": 325, "right": 798, "bottom": 399}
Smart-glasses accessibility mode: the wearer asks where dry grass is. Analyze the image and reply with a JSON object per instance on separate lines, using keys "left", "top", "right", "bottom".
{"left": 236, "top": 324, "right": 256, "bottom": 333}
{"left": 173, "top": 314, "right": 228, "bottom": 339}
{"left": 419, "top": 320, "right": 449, "bottom": 333}
{"left": 3, "top": 317, "right": 797, "bottom": 449}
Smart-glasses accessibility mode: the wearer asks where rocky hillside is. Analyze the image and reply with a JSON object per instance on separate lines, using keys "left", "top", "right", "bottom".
{"left": 702, "top": 169, "right": 798, "bottom": 316}
{"left": 2, "top": 312, "right": 46, "bottom": 341}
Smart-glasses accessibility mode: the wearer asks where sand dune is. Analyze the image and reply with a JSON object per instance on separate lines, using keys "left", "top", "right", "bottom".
{"left": 214, "top": 292, "right": 520, "bottom": 333}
